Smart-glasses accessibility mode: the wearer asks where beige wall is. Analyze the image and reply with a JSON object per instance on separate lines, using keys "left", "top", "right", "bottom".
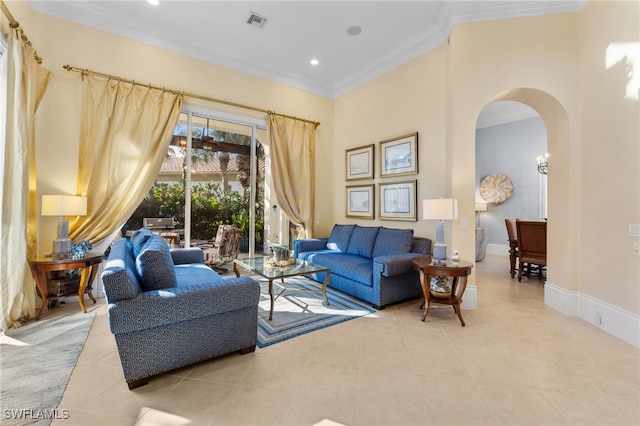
{"left": 11, "top": 0, "right": 639, "bottom": 317}
{"left": 332, "top": 4, "right": 639, "bottom": 317}
{"left": 334, "top": 47, "right": 448, "bottom": 240}
{"left": 447, "top": 13, "right": 580, "bottom": 290}
{"left": 578, "top": 0, "right": 639, "bottom": 313}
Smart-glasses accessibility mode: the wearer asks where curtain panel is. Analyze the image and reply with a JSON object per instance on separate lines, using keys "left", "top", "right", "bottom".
{"left": 0, "top": 25, "right": 51, "bottom": 329}
{"left": 268, "top": 113, "right": 316, "bottom": 239}
{"left": 69, "top": 76, "right": 183, "bottom": 245}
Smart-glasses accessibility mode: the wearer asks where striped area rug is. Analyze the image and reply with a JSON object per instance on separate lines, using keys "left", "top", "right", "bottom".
{"left": 256, "top": 276, "right": 374, "bottom": 348}
{"left": 1, "top": 312, "right": 95, "bottom": 425}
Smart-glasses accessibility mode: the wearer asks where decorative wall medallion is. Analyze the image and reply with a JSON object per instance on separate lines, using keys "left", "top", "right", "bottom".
{"left": 479, "top": 173, "right": 513, "bottom": 204}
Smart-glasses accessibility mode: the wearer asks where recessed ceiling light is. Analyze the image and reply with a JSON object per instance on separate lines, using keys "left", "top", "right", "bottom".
{"left": 310, "top": 59, "right": 319, "bottom": 66}
{"left": 147, "top": 0, "right": 159, "bottom": 5}
{"left": 347, "top": 26, "right": 362, "bottom": 36}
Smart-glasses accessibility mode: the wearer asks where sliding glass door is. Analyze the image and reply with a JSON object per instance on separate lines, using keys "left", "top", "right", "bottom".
{"left": 124, "top": 107, "right": 268, "bottom": 256}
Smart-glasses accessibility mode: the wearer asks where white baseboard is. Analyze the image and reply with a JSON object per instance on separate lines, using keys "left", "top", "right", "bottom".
{"left": 545, "top": 282, "right": 640, "bottom": 348}
{"left": 462, "top": 285, "right": 477, "bottom": 310}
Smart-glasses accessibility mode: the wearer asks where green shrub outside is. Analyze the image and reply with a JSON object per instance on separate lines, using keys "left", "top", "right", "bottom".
{"left": 123, "top": 181, "right": 264, "bottom": 245}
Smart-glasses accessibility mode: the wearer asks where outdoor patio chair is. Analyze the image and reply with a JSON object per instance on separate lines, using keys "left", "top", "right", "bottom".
{"left": 201, "top": 224, "right": 243, "bottom": 272}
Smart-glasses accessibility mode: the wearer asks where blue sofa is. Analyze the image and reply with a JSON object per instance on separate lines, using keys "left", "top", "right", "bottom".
{"left": 294, "top": 224, "right": 432, "bottom": 309}
{"left": 101, "top": 229, "right": 260, "bottom": 389}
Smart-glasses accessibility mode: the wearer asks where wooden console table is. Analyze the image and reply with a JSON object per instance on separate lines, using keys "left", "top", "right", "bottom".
{"left": 28, "top": 252, "right": 103, "bottom": 320}
{"left": 412, "top": 257, "right": 473, "bottom": 326}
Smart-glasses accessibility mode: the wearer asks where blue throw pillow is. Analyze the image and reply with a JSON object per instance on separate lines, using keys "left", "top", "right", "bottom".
{"left": 326, "top": 224, "right": 355, "bottom": 252}
{"left": 372, "top": 227, "right": 414, "bottom": 258}
{"left": 347, "top": 225, "right": 381, "bottom": 258}
{"left": 130, "top": 228, "right": 155, "bottom": 258}
{"left": 101, "top": 239, "right": 142, "bottom": 302}
{"left": 136, "top": 236, "right": 177, "bottom": 291}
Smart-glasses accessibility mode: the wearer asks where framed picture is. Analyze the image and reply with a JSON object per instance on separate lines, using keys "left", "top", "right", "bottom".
{"left": 346, "top": 184, "right": 375, "bottom": 219}
{"left": 378, "top": 180, "right": 417, "bottom": 221}
{"left": 346, "top": 144, "right": 375, "bottom": 181}
{"left": 379, "top": 132, "right": 418, "bottom": 177}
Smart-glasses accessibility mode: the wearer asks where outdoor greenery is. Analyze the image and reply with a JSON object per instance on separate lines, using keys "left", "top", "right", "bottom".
{"left": 123, "top": 125, "right": 265, "bottom": 248}
{"left": 123, "top": 180, "right": 264, "bottom": 245}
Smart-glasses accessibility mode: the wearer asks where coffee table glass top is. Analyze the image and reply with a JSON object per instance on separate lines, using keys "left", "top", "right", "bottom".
{"left": 234, "top": 256, "right": 329, "bottom": 279}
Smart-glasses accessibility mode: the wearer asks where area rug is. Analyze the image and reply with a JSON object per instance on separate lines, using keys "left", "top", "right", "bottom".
{"left": 0, "top": 312, "right": 95, "bottom": 426}
{"left": 256, "top": 276, "right": 374, "bottom": 348}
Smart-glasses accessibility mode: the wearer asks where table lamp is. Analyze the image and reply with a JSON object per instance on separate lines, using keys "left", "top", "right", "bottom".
{"left": 475, "top": 202, "right": 488, "bottom": 227}
{"left": 423, "top": 198, "right": 458, "bottom": 262}
{"left": 41, "top": 195, "right": 87, "bottom": 258}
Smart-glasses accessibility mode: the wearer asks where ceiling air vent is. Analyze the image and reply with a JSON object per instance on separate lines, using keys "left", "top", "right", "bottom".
{"left": 247, "top": 12, "right": 268, "bottom": 29}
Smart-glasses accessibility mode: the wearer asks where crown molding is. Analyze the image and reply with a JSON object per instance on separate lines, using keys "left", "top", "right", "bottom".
{"left": 30, "top": 0, "right": 587, "bottom": 100}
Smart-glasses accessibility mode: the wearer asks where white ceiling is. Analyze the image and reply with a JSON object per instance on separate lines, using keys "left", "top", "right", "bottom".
{"left": 30, "top": 0, "right": 584, "bottom": 100}
{"left": 476, "top": 101, "right": 540, "bottom": 129}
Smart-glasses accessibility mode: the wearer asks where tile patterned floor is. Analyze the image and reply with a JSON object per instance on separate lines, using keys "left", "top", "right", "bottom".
{"left": 52, "top": 254, "right": 639, "bottom": 426}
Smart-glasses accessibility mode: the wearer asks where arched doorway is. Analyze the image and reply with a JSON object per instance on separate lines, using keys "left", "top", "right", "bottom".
{"left": 475, "top": 101, "right": 547, "bottom": 258}
{"left": 473, "top": 88, "right": 572, "bottom": 301}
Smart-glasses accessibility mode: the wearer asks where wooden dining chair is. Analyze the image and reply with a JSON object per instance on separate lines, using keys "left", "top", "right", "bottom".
{"left": 504, "top": 218, "right": 519, "bottom": 278}
{"left": 515, "top": 220, "right": 547, "bottom": 282}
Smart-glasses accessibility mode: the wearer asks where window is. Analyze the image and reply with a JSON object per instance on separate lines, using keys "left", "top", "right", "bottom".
{"left": 124, "top": 106, "right": 270, "bottom": 256}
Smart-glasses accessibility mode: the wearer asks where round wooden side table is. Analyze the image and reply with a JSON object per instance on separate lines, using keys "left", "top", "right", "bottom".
{"left": 28, "top": 252, "right": 104, "bottom": 320}
{"left": 412, "top": 256, "right": 474, "bottom": 326}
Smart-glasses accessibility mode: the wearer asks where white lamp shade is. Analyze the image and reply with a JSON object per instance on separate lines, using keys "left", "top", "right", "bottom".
{"left": 422, "top": 198, "right": 458, "bottom": 221}
{"left": 42, "top": 195, "right": 87, "bottom": 217}
{"left": 475, "top": 202, "right": 488, "bottom": 212}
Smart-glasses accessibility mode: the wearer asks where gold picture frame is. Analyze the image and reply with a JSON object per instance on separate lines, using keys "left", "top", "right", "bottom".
{"left": 346, "top": 184, "right": 375, "bottom": 219}
{"left": 378, "top": 180, "right": 417, "bottom": 221}
{"left": 379, "top": 132, "right": 418, "bottom": 178}
{"left": 346, "top": 144, "right": 375, "bottom": 181}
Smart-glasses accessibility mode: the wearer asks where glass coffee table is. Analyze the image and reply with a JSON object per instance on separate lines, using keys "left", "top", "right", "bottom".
{"left": 233, "top": 257, "right": 331, "bottom": 320}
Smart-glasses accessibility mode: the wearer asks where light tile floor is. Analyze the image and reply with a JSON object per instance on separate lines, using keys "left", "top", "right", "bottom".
{"left": 52, "top": 254, "right": 639, "bottom": 426}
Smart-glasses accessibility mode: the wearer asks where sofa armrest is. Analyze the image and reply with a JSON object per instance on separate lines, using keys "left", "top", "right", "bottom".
{"left": 293, "top": 238, "right": 328, "bottom": 255}
{"left": 171, "top": 248, "right": 205, "bottom": 265}
{"left": 374, "top": 253, "right": 424, "bottom": 277}
{"left": 108, "top": 276, "right": 259, "bottom": 335}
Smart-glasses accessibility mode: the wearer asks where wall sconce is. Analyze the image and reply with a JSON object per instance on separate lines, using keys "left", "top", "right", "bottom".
{"left": 423, "top": 198, "right": 458, "bottom": 262}
{"left": 41, "top": 195, "right": 87, "bottom": 258}
{"left": 537, "top": 153, "right": 548, "bottom": 175}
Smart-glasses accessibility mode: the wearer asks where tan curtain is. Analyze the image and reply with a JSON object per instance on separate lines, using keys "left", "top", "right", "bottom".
{"left": 69, "top": 75, "right": 183, "bottom": 244}
{"left": 268, "top": 113, "right": 316, "bottom": 239}
{"left": 0, "top": 25, "right": 51, "bottom": 329}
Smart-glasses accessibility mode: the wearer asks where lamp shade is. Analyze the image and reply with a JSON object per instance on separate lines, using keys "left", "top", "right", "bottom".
{"left": 42, "top": 195, "right": 87, "bottom": 217}
{"left": 475, "top": 202, "right": 488, "bottom": 212}
{"left": 422, "top": 198, "right": 458, "bottom": 221}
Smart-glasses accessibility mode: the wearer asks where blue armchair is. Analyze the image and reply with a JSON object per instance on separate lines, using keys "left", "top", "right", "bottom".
{"left": 101, "top": 229, "right": 260, "bottom": 389}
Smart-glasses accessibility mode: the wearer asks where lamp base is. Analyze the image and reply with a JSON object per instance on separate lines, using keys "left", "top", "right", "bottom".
{"left": 52, "top": 238, "right": 72, "bottom": 258}
{"left": 433, "top": 244, "right": 447, "bottom": 261}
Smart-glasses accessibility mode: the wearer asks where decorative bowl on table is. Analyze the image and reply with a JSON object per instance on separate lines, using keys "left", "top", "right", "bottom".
{"left": 265, "top": 243, "right": 295, "bottom": 267}
{"left": 429, "top": 276, "right": 452, "bottom": 298}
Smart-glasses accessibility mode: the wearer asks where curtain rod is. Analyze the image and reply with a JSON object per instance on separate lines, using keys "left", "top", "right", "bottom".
{"left": 0, "top": 0, "right": 43, "bottom": 64}
{"left": 63, "top": 65, "right": 320, "bottom": 128}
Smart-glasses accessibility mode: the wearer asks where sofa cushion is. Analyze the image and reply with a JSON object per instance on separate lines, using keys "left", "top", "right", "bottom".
{"left": 326, "top": 224, "right": 355, "bottom": 252}
{"left": 101, "top": 239, "right": 142, "bottom": 302}
{"left": 347, "top": 225, "right": 380, "bottom": 258}
{"left": 136, "top": 236, "right": 177, "bottom": 291}
{"left": 411, "top": 237, "right": 432, "bottom": 255}
{"left": 372, "top": 227, "right": 414, "bottom": 258}
{"left": 130, "top": 228, "right": 156, "bottom": 258}
{"left": 174, "top": 263, "right": 223, "bottom": 286}
{"left": 299, "top": 251, "right": 373, "bottom": 287}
